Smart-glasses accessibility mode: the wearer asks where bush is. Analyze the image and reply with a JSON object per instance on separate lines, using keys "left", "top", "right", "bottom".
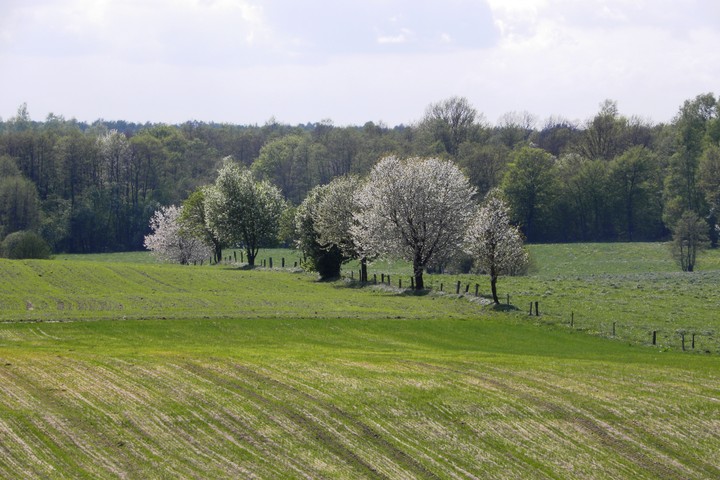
{"left": 1, "top": 231, "right": 52, "bottom": 259}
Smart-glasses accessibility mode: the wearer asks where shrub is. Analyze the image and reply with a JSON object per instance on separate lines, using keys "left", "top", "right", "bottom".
{"left": 1, "top": 230, "right": 52, "bottom": 259}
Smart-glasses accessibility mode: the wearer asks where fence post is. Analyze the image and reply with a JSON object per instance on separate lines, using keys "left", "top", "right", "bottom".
{"left": 680, "top": 332, "right": 686, "bottom": 351}
{"left": 529, "top": 302, "right": 533, "bottom": 315}
{"left": 269, "top": 257, "right": 273, "bottom": 268}
{"left": 456, "top": 281, "right": 461, "bottom": 294}
{"left": 234, "top": 251, "right": 237, "bottom": 262}
{"left": 506, "top": 294, "right": 510, "bottom": 305}
{"left": 399, "top": 278, "right": 402, "bottom": 289}
{"left": 535, "top": 301, "right": 539, "bottom": 316}
{"left": 387, "top": 274, "right": 390, "bottom": 285}
{"left": 652, "top": 330, "right": 656, "bottom": 345}
{"left": 282, "top": 258, "right": 285, "bottom": 268}
{"left": 351, "top": 271, "right": 354, "bottom": 280}
{"left": 381, "top": 273, "right": 385, "bottom": 283}
{"left": 475, "top": 284, "right": 479, "bottom": 297}
{"left": 410, "top": 277, "right": 414, "bottom": 289}
{"left": 612, "top": 321, "right": 616, "bottom": 337}
{"left": 571, "top": 311, "right": 574, "bottom": 327}
{"left": 465, "top": 284, "right": 470, "bottom": 293}
{"left": 440, "top": 283, "right": 443, "bottom": 292}
{"left": 692, "top": 333, "right": 696, "bottom": 350}
{"left": 373, "top": 274, "right": 377, "bottom": 284}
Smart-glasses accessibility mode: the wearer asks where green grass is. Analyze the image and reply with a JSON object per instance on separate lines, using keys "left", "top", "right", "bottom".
{"left": 0, "top": 243, "right": 719, "bottom": 478}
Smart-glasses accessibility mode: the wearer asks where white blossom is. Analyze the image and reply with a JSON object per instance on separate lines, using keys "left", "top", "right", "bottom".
{"left": 352, "top": 156, "right": 476, "bottom": 289}
{"left": 144, "top": 205, "right": 212, "bottom": 264}
{"left": 204, "top": 159, "right": 285, "bottom": 266}
{"left": 464, "top": 192, "right": 528, "bottom": 303}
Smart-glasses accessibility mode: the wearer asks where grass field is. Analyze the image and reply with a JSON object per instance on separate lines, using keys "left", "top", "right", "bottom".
{"left": 1, "top": 243, "right": 719, "bottom": 478}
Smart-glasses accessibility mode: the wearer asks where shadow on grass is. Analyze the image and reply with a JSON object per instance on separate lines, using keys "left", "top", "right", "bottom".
{"left": 490, "top": 303, "right": 520, "bottom": 312}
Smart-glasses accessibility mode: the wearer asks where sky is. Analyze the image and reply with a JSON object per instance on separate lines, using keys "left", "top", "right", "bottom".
{"left": 1, "top": 0, "right": 719, "bottom": 127}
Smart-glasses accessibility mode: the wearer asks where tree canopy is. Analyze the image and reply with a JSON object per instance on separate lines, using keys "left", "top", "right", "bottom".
{"left": 352, "top": 156, "right": 475, "bottom": 290}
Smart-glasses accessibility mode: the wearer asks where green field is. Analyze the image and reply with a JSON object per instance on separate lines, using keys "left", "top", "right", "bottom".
{"left": 1, "top": 244, "right": 719, "bottom": 478}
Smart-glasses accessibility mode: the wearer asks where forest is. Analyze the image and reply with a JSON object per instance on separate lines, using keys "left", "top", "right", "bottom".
{"left": 1, "top": 93, "right": 719, "bottom": 254}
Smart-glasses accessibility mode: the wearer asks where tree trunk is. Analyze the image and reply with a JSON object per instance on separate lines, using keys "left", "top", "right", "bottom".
{"left": 490, "top": 272, "right": 499, "bottom": 304}
{"left": 247, "top": 249, "right": 255, "bottom": 267}
{"left": 413, "top": 257, "right": 424, "bottom": 290}
{"left": 213, "top": 240, "right": 222, "bottom": 264}
{"left": 360, "top": 256, "right": 368, "bottom": 283}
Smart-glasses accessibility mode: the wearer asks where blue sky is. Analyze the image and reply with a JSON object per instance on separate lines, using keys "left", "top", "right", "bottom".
{"left": 1, "top": 0, "right": 718, "bottom": 126}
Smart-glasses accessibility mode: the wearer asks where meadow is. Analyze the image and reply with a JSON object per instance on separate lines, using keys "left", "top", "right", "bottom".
{"left": 0, "top": 243, "right": 719, "bottom": 478}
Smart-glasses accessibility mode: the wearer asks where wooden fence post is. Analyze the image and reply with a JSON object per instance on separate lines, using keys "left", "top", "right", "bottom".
{"left": 535, "top": 301, "right": 539, "bottom": 316}
{"left": 612, "top": 321, "right": 616, "bottom": 337}
{"left": 571, "top": 311, "right": 574, "bottom": 327}
{"left": 440, "top": 283, "right": 443, "bottom": 292}
{"left": 456, "top": 281, "right": 461, "bottom": 294}
{"left": 475, "top": 284, "right": 479, "bottom": 297}
{"left": 269, "top": 257, "right": 273, "bottom": 268}
{"left": 652, "top": 330, "right": 657, "bottom": 345}
{"left": 282, "top": 258, "right": 285, "bottom": 268}
{"left": 373, "top": 274, "right": 377, "bottom": 284}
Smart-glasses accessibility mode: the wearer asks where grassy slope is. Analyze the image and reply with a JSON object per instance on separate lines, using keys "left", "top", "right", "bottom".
{"left": 0, "top": 245, "right": 719, "bottom": 478}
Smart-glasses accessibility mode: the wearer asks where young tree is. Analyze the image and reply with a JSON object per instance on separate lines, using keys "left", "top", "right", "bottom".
{"left": 464, "top": 192, "right": 528, "bottom": 304}
{"left": 204, "top": 159, "right": 285, "bottom": 267}
{"left": 313, "top": 175, "right": 368, "bottom": 281}
{"left": 179, "top": 187, "right": 223, "bottom": 263}
{"left": 294, "top": 184, "right": 345, "bottom": 280}
{"left": 352, "top": 156, "right": 475, "bottom": 290}
{"left": 144, "top": 205, "right": 212, "bottom": 264}
{"left": 671, "top": 210, "right": 709, "bottom": 272}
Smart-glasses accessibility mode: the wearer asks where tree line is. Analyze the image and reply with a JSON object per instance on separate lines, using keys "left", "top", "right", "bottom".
{"left": 1, "top": 93, "right": 720, "bottom": 255}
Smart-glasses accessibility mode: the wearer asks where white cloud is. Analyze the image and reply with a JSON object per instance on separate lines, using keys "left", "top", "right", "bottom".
{"left": 0, "top": 0, "right": 718, "bottom": 125}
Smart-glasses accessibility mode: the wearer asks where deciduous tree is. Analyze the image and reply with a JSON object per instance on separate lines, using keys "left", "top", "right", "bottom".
{"left": 144, "top": 205, "right": 212, "bottom": 264}
{"left": 464, "top": 192, "right": 528, "bottom": 304}
{"left": 294, "top": 184, "right": 345, "bottom": 280}
{"left": 352, "top": 156, "right": 475, "bottom": 290}
{"left": 204, "top": 159, "right": 285, "bottom": 267}
{"left": 501, "top": 146, "right": 557, "bottom": 242}
{"left": 671, "top": 210, "right": 709, "bottom": 272}
{"left": 313, "top": 175, "right": 367, "bottom": 281}
{"left": 179, "top": 187, "right": 223, "bottom": 263}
